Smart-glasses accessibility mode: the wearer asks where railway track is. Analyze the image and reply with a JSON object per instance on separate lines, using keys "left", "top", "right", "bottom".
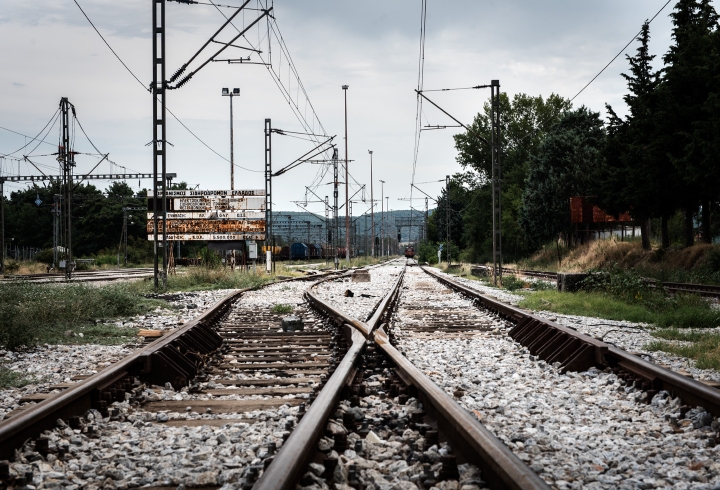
{"left": 1, "top": 268, "right": 154, "bottom": 283}
{"left": 471, "top": 265, "right": 720, "bottom": 298}
{"left": 4, "top": 258, "right": 720, "bottom": 489}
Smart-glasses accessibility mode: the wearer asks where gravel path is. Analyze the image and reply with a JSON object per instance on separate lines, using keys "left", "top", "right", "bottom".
{"left": 313, "top": 261, "right": 405, "bottom": 322}
{"left": 392, "top": 267, "right": 720, "bottom": 490}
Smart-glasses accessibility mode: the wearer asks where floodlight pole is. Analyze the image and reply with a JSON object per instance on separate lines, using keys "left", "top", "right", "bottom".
{"left": 379, "top": 180, "right": 385, "bottom": 257}
{"left": 223, "top": 88, "right": 239, "bottom": 190}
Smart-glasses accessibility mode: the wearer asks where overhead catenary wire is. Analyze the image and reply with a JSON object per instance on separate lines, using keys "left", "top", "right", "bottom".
{"left": 71, "top": 0, "right": 261, "bottom": 173}
{"left": 570, "top": 0, "right": 672, "bottom": 102}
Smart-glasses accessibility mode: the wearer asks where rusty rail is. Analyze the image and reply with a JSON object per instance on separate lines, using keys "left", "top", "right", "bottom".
{"left": 423, "top": 266, "right": 720, "bottom": 417}
{"left": 258, "top": 262, "right": 551, "bottom": 490}
{"left": 0, "top": 273, "right": 340, "bottom": 460}
{"left": 374, "top": 326, "right": 550, "bottom": 490}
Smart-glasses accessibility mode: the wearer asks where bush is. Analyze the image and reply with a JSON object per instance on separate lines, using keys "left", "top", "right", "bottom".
{"left": 502, "top": 275, "right": 527, "bottom": 291}
{"left": 33, "top": 248, "right": 55, "bottom": 265}
{"left": 579, "top": 264, "right": 649, "bottom": 302}
{"left": 0, "top": 282, "right": 156, "bottom": 350}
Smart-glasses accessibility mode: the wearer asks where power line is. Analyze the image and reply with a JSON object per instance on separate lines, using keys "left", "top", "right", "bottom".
{"left": 71, "top": 0, "right": 261, "bottom": 173}
{"left": 570, "top": 0, "right": 672, "bottom": 102}
{"left": 0, "top": 109, "right": 60, "bottom": 158}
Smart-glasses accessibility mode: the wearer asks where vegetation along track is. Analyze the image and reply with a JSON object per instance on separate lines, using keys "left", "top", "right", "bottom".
{"left": 471, "top": 265, "right": 720, "bottom": 299}
{"left": 0, "top": 268, "right": 155, "bottom": 284}
{"left": 412, "top": 265, "right": 720, "bottom": 488}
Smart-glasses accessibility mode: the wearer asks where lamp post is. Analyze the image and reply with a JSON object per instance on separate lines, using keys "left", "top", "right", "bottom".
{"left": 222, "top": 87, "right": 240, "bottom": 190}
{"left": 386, "top": 197, "right": 390, "bottom": 256}
{"left": 342, "top": 85, "right": 349, "bottom": 265}
{"left": 368, "top": 150, "right": 374, "bottom": 258}
{"left": 379, "top": 180, "right": 385, "bottom": 257}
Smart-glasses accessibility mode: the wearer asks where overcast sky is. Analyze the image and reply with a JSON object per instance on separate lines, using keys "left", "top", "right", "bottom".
{"left": 0, "top": 0, "right": 677, "bottom": 217}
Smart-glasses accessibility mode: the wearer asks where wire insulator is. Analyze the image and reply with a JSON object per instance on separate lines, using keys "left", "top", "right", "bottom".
{"left": 169, "top": 64, "right": 187, "bottom": 83}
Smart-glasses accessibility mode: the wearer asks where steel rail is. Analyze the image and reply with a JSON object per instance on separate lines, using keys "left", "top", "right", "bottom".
{"left": 258, "top": 261, "right": 550, "bottom": 490}
{"left": 0, "top": 272, "right": 340, "bottom": 460}
{"left": 423, "top": 266, "right": 720, "bottom": 417}
{"left": 374, "top": 326, "right": 551, "bottom": 490}
{"left": 255, "top": 264, "right": 403, "bottom": 490}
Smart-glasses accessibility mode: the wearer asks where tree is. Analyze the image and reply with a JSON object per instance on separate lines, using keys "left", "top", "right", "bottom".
{"left": 520, "top": 107, "right": 606, "bottom": 247}
{"left": 657, "top": 0, "right": 719, "bottom": 245}
{"left": 453, "top": 93, "right": 571, "bottom": 260}
{"left": 598, "top": 22, "right": 667, "bottom": 250}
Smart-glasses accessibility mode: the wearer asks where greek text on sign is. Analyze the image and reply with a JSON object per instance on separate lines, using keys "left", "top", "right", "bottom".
{"left": 147, "top": 219, "right": 266, "bottom": 234}
{"left": 147, "top": 211, "right": 265, "bottom": 220}
{"left": 173, "top": 196, "right": 266, "bottom": 211}
{"left": 147, "top": 189, "right": 265, "bottom": 197}
{"left": 150, "top": 234, "right": 266, "bottom": 241}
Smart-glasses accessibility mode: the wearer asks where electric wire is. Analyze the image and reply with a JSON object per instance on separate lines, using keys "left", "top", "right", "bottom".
{"left": 71, "top": 0, "right": 261, "bottom": 173}
{"left": 570, "top": 0, "right": 672, "bottom": 102}
{"left": 0, "top": 109, "right": 60, "bottom": 158}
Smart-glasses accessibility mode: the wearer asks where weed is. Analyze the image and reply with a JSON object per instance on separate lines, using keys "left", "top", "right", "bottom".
{"left": 0, "top": 363, "right": 35, "bottom": 389}
{"left": 646, "top": 329, "right": 720, "bottom": 370}
{"left": 502, "top": 275, "right": 528, "bottom": 291}
{"left": 271, "top": 304, "right": 294, "bottom": 314}
{"left": 0, "top": 282, "right": 159, "bottom": 350}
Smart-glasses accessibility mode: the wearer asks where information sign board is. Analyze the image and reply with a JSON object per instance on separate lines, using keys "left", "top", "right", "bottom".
{"left": 156, "top": 233, "right": 266, "bottom": 241}
{"left": 147, "top": 220, "right": 266, "bottom": 234}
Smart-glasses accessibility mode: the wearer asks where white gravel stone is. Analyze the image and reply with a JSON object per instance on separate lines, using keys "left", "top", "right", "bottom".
{"left": 393, "top": 267, "right": 720, "bottom": 489}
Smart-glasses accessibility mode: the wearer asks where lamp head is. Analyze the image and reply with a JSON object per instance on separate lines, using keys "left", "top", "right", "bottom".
{"left": 222, "top": 87, "right": 229, "bottom": 95}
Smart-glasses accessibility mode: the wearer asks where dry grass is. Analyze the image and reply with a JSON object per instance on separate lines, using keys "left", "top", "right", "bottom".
{"left": 519, "top": 238, "right": 720, "bottom": 278}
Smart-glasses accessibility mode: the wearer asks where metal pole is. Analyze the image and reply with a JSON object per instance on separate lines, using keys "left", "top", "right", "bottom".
{"left": 342, "top": 85, "right": 349, "bottom": 265}
{"left": 230, "top": 93, "right": 234, "bottom": 190}
{"left": 333, "top": 148, "right": 339, "bottom": 269}
{"left": 380, "top": 180, "right": 385, "bottom": 257}
{"left": 325, "top": 196, "right": 329, "bottom": 264}
{"left": 60, "top": 97, "right": 73, "bottom": 280}
{"left": 0, "top": 180, "right": 4, "bottom": 276}
{"left": 386, "top": 197, "right": 390, "bottom": 256}
{"left": 369, "top": 150, "right": 374, "bottom": 257}
{"left": 446, "top": 175, "right": 451, "bottom": 265}
{"left": 425, "top": 197, "right": 428, "bottom": 242}
{"left": 152, "top": 0, "right": 168, "bottom": 291}
{"left": 491, "top": 79, "right": 502, "bottom": 286}
{"left": 265, "top": 118, "right": 272, "bottom": 272}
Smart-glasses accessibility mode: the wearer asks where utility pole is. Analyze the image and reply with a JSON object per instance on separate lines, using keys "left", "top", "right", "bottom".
{"left": 342, "top": 85, "right": 350, "bottom": 266}
{"left": 446, "top": 175, "right": 450, "bottom": 265}
{"left": 325, "top": 196, "right": 329, "bottom": 264}
{"left": 152, "top": 0, "right": 167, "bottom": 291}
{"left": 265, "top": 118, "right": 273, "bottom": 273}
{"left": 491, "top": 80, "right": 502, "bottom": 286}
{"left": 379, "top": 180, "right": 385, "bottom": 257}
{"left": 349, "top": 201, "right": 353, "bottom": 258}
{"left": 0, "top": 180, "right": 4, "bottom": 276}
{"left": 425, "top": 197, "right": 429, "bottom": 242}
{"left": 386, "top": 197, "right": 390, "bottom": 256}
{"left": 59, "top": 97, "right": 75, "bottom": 280}
{"left": 333, "top": 148, "right": 339, "bottom": 269}
{"left": 368, "top": 150, "right": 374, "bottom": 257}
{"left": 222, "top": 87, "right": 240, "bottom": 190}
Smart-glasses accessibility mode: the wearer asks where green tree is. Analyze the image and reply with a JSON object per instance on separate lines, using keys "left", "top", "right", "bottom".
{"left": 657, "top": 0, "right": 719, "bottom": 245}
{"left": 519, "top": 107, "right": 606, "bottom": 247}
{"left": 599, "top": 22, "right": 667, "bottom": 250}
{"left": 453, "top": 93, "right": 570, "bottom": 260}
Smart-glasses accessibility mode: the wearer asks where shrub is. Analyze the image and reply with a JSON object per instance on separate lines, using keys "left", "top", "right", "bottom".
{"left": 271, "top": 304, "right": 294, "bottom": 314}
{"left": 502, "top": 275, "right": 527, "bottom": 291}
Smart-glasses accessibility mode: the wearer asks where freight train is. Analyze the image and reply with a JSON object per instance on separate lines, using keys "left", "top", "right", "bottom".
{"left": 404, "top": 246, "right": 415, "bottom": 259}
{"left": 261, "top": 244, "right": 354, "bottom": 261}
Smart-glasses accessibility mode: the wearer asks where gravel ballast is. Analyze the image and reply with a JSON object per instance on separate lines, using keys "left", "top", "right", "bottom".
{"left": 392, "top": 267, "right": 720, "bottom": 489}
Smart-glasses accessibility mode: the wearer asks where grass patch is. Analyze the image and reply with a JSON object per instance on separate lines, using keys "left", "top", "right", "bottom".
{"left": 130, "top": 268, "right": 272, "bottom": 293}
{"left": 519, "top": 289, "right": 720, "bottom": 329}
{"left": 271, "top": 304, "right": 294, "bottom": 314}
{"left": 519, "top": 290, "right": 654, "bottom": 323}
{"left": 646, "top": 328, "right": 720, "bottom": 370}
{"left": 0, "top": 363, "right": 35, "bottom": 389}
{"left": 0, "top": 282, "right": 159, "bottom": 350}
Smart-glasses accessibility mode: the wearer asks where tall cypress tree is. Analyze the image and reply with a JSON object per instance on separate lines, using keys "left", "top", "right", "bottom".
{"left": 598, "top": 22, "right": 666, "bottom": 250}
{"left": 658, "top": 0, "right": 718, "bottom": 246}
